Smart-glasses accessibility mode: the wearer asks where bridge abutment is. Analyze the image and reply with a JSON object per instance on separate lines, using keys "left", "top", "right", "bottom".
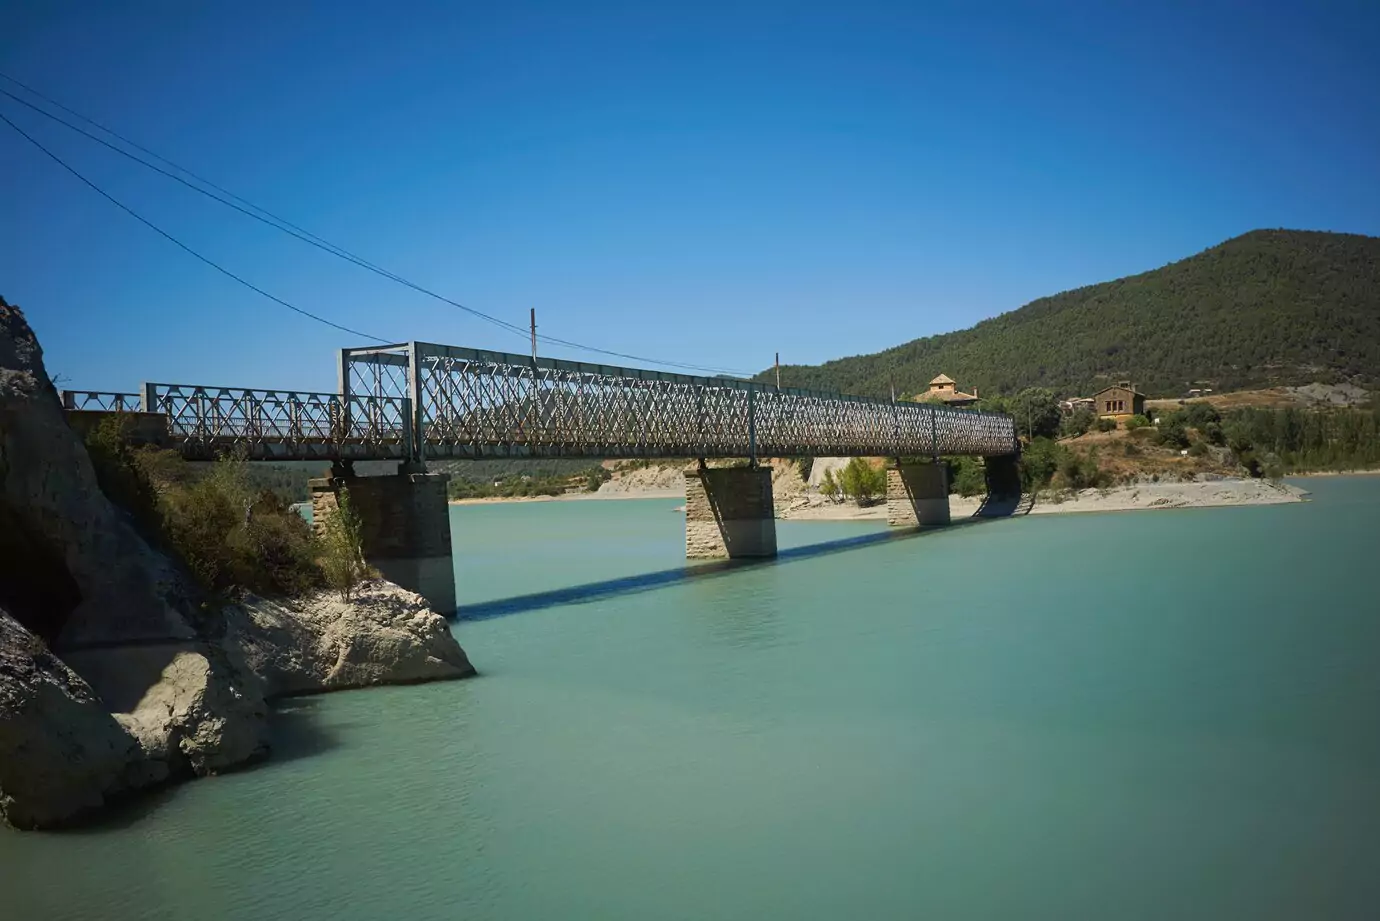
{"left": 887, "top": 461, "right": 951, "bottom": 527}
{"left": 310, "top": 471, "right": 456, "bottom": 616}
{"left": 684, "top": 463, "right": 777, "bottom": 559}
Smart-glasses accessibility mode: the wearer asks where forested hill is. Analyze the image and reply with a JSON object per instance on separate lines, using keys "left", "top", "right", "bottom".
{"left": 763, "top": 229, "right": 1380, "bottom": 399}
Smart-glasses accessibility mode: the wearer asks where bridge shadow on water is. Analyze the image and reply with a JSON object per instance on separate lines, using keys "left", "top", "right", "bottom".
{"left": 455, "top": 512, "right": 1014, "bottom": 622}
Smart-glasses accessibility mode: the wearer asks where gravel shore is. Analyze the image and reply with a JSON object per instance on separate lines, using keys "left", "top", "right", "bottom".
{"left": 779, "top": 477, "right": 1308, "bottom": 521}
{"left": 449, "top": 473, "right": 1313, "bottom": 517}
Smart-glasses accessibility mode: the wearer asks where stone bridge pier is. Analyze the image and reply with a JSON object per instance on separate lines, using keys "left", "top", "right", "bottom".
{"left": 887, "top": 461, "right": 951, "bottom": 527}
{"left": 684, "top": 462, "right": 777, "bottom": 560}
{"left": 310, "top": 469, "right": 456, "bottom": 616}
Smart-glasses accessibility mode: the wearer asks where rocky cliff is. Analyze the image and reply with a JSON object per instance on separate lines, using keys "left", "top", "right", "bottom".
{"left": 0, "top": 296, "right": 475, "bottom": 829}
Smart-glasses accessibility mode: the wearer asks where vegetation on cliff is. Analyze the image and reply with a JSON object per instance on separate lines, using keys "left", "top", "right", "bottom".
{"left": 763, "top": 230, "right": 1380, "bottom": 398}
{"left": 83, "top": 416, "right": 360, "bottom": 600}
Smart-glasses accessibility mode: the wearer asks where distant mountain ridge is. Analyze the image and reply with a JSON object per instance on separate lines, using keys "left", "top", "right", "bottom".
{"left": 762, "top": 229, "right": 1380, "bottom": 399}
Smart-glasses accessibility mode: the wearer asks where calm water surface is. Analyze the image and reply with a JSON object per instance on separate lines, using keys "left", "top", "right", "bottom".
{"left": 6, "top": 480, "right": 1380, "bottom": 920}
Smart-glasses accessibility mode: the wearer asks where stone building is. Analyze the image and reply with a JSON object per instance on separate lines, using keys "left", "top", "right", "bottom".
{"left": 917, "top": 374, "right": 979, "bottom": 407}
{"left": 1093, "top": 382, "right": 1145, "bottom": 419}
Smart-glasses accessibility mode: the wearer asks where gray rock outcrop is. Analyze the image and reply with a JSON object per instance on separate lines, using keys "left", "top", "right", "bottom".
{"left": 0, "top": 610, "right": 141, "bottom": 829}
{"left": 225, "top": 580, "right": 475, "bottom": 697}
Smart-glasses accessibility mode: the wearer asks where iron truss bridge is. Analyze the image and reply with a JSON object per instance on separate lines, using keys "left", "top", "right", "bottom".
{"left": 62, "top": 341, "right": 1018, "bottom": 463}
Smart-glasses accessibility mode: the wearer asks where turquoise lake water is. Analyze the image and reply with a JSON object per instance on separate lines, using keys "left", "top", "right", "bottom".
{"left": 5, "top": 478, "right": 1380, "bottom": 920}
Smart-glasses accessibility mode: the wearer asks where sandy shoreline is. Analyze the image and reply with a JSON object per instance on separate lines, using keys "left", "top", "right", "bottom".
{"left": 450, "top": 488, "right": 683, "bottom": 506}
{"left": 779, "top": 478, "right": 1309, "bottom": 521}
{"left": 1290, "top": 469, "right": 1380, "bottom": 477}
{"left": 451, "top": 477, "right": 1314, "bottom": 517}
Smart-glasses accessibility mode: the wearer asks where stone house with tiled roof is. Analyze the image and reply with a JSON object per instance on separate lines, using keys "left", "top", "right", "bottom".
{"left": 916, "top": 374, "right": 979, "bottom": 408}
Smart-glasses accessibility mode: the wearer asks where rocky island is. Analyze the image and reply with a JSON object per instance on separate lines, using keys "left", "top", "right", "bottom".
{"left": 0, "top": 297, "right": 474, "bottom": 830}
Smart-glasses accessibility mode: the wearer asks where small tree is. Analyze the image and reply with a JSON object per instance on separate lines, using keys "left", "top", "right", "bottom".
{"left": 319, "top": 486, "right": 367, "bottom": 601}
{"left": 1060, "top": 407, "right": 1096, "bottom": 439}
{"left": 820, "top": 468, "right": 842, "bottom": 503}
{"left": 584, "top": 466, "right": 610, "bottom": 492}
{"left": 1012, "top": 388, "right": 1063, "bottom": 440}
{"left": 1019, "top": 437, "right": 1063, "bottom": 491}
{"left": 839, "top": 457, "right": 886, "bottom": 506}
{"left": 948, "top": 456, "right": 987, "bottom": 497}
{"left": 1154, "top": 417, "right": 1191, "bottom": 449}
{"left": 1124, "top": 413, "right": 1151, "bottom": 431}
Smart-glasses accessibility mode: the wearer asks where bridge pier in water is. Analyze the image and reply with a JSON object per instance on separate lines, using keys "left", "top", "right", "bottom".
{"left": 684, "top": 463, "right": 777, "bottom": 560}
{"left": 310, "top": 469, "right": 457, "bottom": 616}
{"left": 887, "top": 461, "right": 951, "bottom": 527}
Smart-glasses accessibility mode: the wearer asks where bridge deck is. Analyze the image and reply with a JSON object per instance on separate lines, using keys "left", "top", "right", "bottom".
{"left": 63, "top": 341, "right": 1017, "bottom": 462}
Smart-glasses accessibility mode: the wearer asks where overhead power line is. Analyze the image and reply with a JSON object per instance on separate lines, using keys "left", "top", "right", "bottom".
{"left": 0, "top": 110, "right": 391, "bottom": 344}
{"left": 0, "top": 73, "right": 755, "bottom": 378}
{"left": 0, "top": 82, "right": 528, "bottom": 342}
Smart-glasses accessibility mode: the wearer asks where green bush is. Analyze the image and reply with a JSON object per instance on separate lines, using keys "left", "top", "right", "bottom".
{"left": 1060, "top": 407, "right": 1096, "bottom": 438}
{"left": 83, "top": 415, "right": 163, "bottom": 539}
{"left": 1154, "top": 418, "right": 1191, "bottom": 449}
{"left": 1181, "top": 402, "right": 1222, "bottom": 429}
{"left": 1019, "top": 437, "right": 1063, "bottom": 491}
{"left": 1124, "top": 414, "right": 1151, "bottom": 431}
{"left": 1012, "top": 388, "right": 1063, "bottom": 439}
{"left": 947, "top": 456, "right": 988, "bottom": 497}
{"left": 820, "top": 468, "right": 842, "bottom": 503}
{"left": 1055, "top": 448, "right": 1109, "bottom": 490}
{"left": 158, "top": 459, "right": 250, "bottom": 591}
{"left": 84, "top": 422, "right": 324, "bottom": 600}
{"left": 1096, "top": 417, "right": 1118, "bottom": 433}
{"left": 235, "top": 494, "right": 322, "bottom": 598}
{"left": 838, "top": 457, "right": 887, "bottom": 506}
{"left": 1187, "top": 441, "right": 1208, "bottom": 457}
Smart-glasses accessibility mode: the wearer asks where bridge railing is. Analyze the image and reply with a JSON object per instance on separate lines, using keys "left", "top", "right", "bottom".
{"left": 143, "top": 384, "right": 410, "bottom": 461}
{"left": 61, "top": 385, "right": 410, "bottom": 461}
{"left": 61, "top": 390, "right": 143, "bottom": 413}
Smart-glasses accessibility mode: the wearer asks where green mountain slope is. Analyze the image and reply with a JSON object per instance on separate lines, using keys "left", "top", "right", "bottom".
{"left": 764, "top": 229, "right": 1380, "bottom": 399}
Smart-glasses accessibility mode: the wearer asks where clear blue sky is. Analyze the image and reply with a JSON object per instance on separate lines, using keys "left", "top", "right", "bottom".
{"left": 3, "top": 1, "right": 1377, "bottom": 392}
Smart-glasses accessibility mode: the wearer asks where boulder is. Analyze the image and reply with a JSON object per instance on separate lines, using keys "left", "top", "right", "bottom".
{"left": 0, "top": 610, "right": 141, "bottom": 829}
{"left": 225, "top": 580, "right": 475, "bottom": 697}
{"left": 67, "top": 643, "right": 269, "bottom": 776}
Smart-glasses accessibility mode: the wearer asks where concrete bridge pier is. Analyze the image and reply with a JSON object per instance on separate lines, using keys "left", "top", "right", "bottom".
{"left": 887, "top": 460, "right": 951, "bottom": 527}
{"left": 684, "top": 462, "right": 777, "bottom": 559}
{"left": 310, "top": 469, "right": 456, "bottom": 616}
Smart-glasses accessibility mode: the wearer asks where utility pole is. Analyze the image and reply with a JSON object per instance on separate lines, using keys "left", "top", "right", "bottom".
{"left": 530, "top": 308, "right": 537, "bottom": 364}
{"left": 775, "top": 352, "right": 781, "bottom": 390}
